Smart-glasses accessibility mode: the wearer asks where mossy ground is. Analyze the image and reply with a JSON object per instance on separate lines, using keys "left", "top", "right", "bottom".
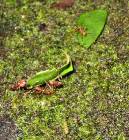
{"left": 0, "top": 0, "right": 129, "bottom": 139}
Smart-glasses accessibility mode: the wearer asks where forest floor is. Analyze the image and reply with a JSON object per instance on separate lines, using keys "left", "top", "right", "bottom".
{"left": 0, "top": 0, "right": 129, "bottom": 139}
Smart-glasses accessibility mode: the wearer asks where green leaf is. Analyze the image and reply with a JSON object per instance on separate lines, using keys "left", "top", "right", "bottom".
{"left": 60, "top": 61, "right": 73, "bottom": 77}
{"left": 59, "top": 53, "right": 73, "bottom": 77}
{"left": 26, "top": 53, "right": 73, "bottom": 88}
{"left": 77, "top": 9, "right": 108, "bottom": 48}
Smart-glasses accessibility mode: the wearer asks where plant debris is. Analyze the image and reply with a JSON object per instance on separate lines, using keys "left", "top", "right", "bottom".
{"left": 51, "top": 0, "right": 75, "bottom": 10}
{"left": 38, "top": 23, "right": 47, "bottom": 32}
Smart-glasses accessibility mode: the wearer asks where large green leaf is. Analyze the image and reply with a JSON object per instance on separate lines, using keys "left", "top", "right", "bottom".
{"left": 77, "top": 9, "right": 108, "bottom": 48}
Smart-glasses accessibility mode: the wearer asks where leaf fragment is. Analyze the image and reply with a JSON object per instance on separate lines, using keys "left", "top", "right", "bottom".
{"left": 27, "top": 53, "right": 73, "bottom": 88}
{"left": 77, "top": 9, "right": 108, "bottom": 48}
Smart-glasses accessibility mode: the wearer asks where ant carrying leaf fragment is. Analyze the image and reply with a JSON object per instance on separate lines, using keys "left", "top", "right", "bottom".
{"left": 10, "top": 53, "right": 73, "bottom": 96}
{"left": 77, "top": 9, "right": 108, "bottom": 48}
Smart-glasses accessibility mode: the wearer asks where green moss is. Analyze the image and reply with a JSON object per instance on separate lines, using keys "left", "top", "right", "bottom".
{"left": 0, "top": 0, "right": 129, "bottom": 139}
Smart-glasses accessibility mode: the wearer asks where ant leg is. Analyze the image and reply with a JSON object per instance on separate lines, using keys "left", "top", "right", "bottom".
{"left": 46, "top": 81, "right": 53, "bottom": 89}
{"left": 57, "top": 75, "right": 62, "bottom": 81}
{"left": 23, "top": 90, "right": 31, "bottom": 97}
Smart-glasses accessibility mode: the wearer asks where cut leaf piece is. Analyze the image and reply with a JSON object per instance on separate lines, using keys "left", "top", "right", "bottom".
{"left": 77, "top": 9, "right": 108, "bottom": 48}
{"left": 27, "top": 53, "right": 73, "bottom": 88}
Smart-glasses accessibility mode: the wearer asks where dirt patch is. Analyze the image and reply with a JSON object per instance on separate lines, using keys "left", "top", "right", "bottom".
{"left": 0, "top": 115, "right": 23, "bottom": 140}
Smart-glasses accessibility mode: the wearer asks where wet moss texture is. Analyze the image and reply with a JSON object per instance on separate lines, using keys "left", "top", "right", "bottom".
{"left": 0, "top": 0, "right": 129, "bottom": 139}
